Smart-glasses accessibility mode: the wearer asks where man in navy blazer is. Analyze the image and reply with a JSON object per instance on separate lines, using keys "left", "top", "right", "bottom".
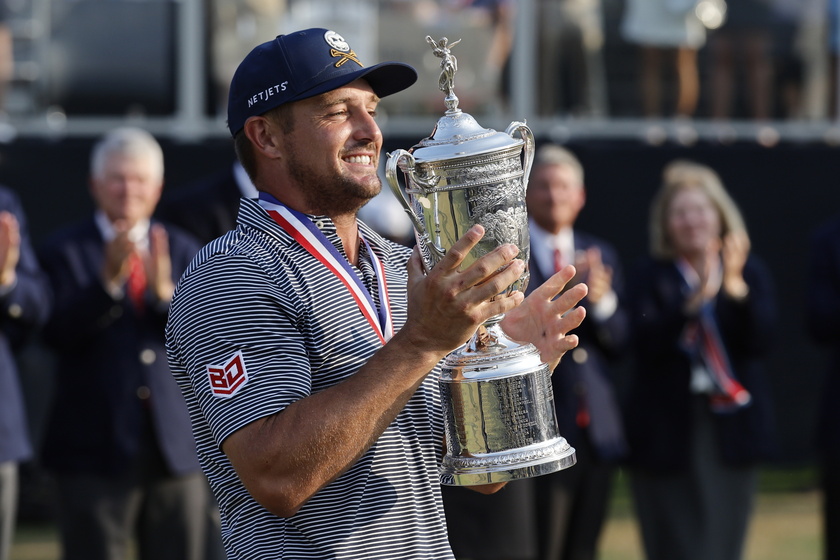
{"left": 526, "top": 144, "right": 629, "bottom": 560}
{"left": 0, "top": 187, "right": 50, "bottom": 560}
{"left": 806, "top": 214, "right": 840, "bottom": 560}
{"left": 38, "top": 128, "right": 207, "bottom": 560}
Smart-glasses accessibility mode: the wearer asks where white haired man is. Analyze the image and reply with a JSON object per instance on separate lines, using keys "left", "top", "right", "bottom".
{"left": 38, "top": 127, "right": 208, "bottom": 560}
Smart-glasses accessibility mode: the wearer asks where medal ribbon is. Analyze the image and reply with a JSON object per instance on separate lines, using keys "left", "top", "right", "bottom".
{"left": 362, "top": 235, "right": 394, "bottom": 341}
{"left": 259, "top": 194, "right": 393, "bottom": 344}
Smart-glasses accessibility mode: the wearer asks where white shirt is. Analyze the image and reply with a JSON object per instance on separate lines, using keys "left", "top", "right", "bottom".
{"left": 529, "top": 220, "right": 574, "bottom": 280}
{"left": 94, "top": 210, "right": 149, "bottom": 249}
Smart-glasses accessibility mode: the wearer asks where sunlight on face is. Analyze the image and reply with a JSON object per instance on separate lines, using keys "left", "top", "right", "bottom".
{"left": 281, "top": 79, "right": 383, "bottom": 216}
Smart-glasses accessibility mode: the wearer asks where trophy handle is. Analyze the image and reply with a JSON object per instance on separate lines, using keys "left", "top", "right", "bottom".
{"left": 385, "top": 149, "right": 426, "bottom": 234}
{"left": 385, "top": 149, "right": 446, "bottom": 272}
{"left": 505, "top": 121, "right": 535, "bottom": 194}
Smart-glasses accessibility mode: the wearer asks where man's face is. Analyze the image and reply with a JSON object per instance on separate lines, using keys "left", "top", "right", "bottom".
{"left": 526, "top": 163, "right": 585, "bottom": 234}
{"left": 89, "top": 153, "right": 162, "bottom": 226}
{"left": 280, "top": 79, "right": 384, "bottom": 216}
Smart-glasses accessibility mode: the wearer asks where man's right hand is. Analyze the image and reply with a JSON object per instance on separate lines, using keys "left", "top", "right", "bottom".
{"left": 400, "top": 224, "right": 526, "bottom": 356}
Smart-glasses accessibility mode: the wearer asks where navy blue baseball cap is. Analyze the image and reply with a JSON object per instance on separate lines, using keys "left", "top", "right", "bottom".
{"left": 227, "top": 28, "right": 418, "bottom": 137}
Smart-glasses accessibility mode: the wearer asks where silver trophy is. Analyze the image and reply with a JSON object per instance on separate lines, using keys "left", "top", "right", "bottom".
{"left": 385, "top": 36, "right": 576, "bottom": 486}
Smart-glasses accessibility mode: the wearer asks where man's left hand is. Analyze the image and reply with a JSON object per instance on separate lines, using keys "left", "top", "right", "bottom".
{"left": 501, "top": 264, "right": 587, "bottom": 370}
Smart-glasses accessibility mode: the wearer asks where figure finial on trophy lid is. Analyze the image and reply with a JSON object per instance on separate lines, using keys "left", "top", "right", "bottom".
{"left": 426, "top": 35, "right": 462, "bottom": 114}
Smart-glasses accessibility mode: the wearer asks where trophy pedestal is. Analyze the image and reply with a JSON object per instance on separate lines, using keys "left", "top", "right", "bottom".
{"left": 439, "top": 320, "right": 577, "bottom": 486}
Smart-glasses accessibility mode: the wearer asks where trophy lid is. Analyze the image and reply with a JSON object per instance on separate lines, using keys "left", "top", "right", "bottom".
{"left": 410, "top": 36, "right": 524, "bottom": 163}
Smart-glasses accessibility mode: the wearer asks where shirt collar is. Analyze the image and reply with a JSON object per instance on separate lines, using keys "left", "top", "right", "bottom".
{"left": 529, "top": 218, "right": 575, "bottom": 275}
{"left": 255, "top": 192, "right": 393, "bottom": 262}
{"left": 94, "top": 210, "right": 150, "bottom": 249}
{"left": 308, "top": 214, "right": 393, "bottom": 264}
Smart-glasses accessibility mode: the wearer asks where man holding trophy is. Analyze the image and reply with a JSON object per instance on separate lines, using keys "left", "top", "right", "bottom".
{"left": 166, "top": 27, "right": 587, "bottom": 559}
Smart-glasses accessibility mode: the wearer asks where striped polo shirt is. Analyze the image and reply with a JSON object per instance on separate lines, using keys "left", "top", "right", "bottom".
{"left": 165, "top": 197, "right": 453, "bottom": 559}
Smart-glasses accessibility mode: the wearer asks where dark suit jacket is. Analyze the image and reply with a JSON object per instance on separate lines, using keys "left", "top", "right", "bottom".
{"left": 38, "top": 218, "right": 201, "bottom": 476}
{"left": 0, "top": 188, "right": 51, "bottom": 464}
{"left": 624, "top": 255, "right": 778, "bottom": 472}
{"left": 806, "top": 216, "right": 840, "bottom": 462}
{"left": 528, "top": 230, "right": 629, "bottom": 462}
{"left": 155, "top": 163, "right": 242, "bottom": 245}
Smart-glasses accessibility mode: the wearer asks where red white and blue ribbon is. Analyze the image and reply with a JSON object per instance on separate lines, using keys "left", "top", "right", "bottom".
{"left": 677, "top": 258, "right": 751, "bottom": 413}
{"left": 259, "top": 194, "right": 393, "bottom": 344}
{"left": 361, "top": 235, "right": 394, "bottom": 341}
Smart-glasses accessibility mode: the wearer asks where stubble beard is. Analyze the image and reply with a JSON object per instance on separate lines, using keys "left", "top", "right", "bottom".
{"left": 287, "top": 145, "right": 381, "bottom": 217}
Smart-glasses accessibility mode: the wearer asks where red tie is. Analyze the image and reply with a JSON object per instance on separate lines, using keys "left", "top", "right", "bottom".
{"left": 576, "top": 391, "right": 590, "bottom": 428}
{"left": 126, "top": 252, "right": 146, "bottom": 312}
{"left": 553, "top": 247, "right": 564, "bottom": 273}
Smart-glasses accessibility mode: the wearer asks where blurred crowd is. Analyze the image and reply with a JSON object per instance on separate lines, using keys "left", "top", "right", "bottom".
{"left": 0, "top": 0, "right": 839, "bottom": 124}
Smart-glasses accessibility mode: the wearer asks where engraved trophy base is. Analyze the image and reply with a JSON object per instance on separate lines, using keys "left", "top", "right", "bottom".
{"left": 439, "top": 318, "right": 577, "bottom": 486}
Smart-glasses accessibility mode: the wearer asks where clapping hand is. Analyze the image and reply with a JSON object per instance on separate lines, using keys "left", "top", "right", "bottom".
{"left": 147, "top": 224, "right": 175, "bottom": 303}
{"left": 0, "top": 211, "right": 20, "bottom": 288}
{"left": 574, "top": 247, "right": 613, "bottom": 305}
{"left": 102, "top": 220, "right": 137, "bottom": 291}
{"left": 721, "top": 230, "right": 750, "bottom": 299}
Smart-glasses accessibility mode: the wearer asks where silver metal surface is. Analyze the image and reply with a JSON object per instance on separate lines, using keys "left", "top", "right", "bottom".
{"left": 385, "top": 36, "right": 575, "bottom": 485}
{"left": 439, "top": 321, "right": 576, "bottom": 485}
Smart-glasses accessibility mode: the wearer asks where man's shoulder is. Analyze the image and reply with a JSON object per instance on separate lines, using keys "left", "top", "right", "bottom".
{"left": 178, "top": 226, "right": 289, "bottom": 289}
{"left": 169, "top": 235, "right": 277, "bottom": 326}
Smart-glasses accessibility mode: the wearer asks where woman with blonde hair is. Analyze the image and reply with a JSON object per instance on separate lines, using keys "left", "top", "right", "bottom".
{"left": 623, "top": 160, "right": 779, "bottom": 560}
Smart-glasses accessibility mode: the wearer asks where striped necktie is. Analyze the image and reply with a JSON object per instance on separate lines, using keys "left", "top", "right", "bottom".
{"left": 684, "top": 306, "right": 751, "bottom": 412}
{"left": 676, "top": 259, "right": 751, "bottom": 413}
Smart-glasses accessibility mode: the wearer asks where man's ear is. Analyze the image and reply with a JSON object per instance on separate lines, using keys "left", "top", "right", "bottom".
{"left": 244, "top": 116, "right": 283, "bottom": 160}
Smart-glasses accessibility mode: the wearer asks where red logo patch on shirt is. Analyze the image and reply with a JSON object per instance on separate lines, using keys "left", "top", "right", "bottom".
{"left": 207, "top": 351, "right": 249, "bottom": 398}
